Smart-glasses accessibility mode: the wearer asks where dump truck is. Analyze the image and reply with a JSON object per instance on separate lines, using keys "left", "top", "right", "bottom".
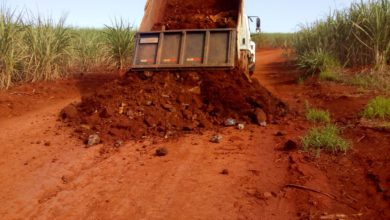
{"left": 131, "top": 0, "right": 260, "bottom": 77}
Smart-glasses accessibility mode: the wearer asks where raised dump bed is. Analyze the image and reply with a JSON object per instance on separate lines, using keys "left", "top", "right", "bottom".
{"left": 131, "top": 0, "right": 243, "bottom": 71}
{"left": 140, "top": 0, "right": 241, "bottom": 31}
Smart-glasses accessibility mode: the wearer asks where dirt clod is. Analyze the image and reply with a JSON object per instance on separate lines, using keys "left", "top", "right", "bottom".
{"left": 283, "top": 140, "right": 298, "bottom": 151}
{"left": 263, "top": 192, "right": 273, "bottom": 199}
{"left": 61, "top": 176, "right": 69, "bottom": 184}
{"left": 60, "top": 104, "right": 78, "bottom": 121}
{"left": 155, "top": 147, "right": 168, "bottom": 157}
{"left": 221, "top": 169, "right": 229, "bottom": 175}
{"left": 275, "top": 131, "right": 285, "bottom": 136}
{"left": 254, "top": 108, "right": 267, "bottom": 126}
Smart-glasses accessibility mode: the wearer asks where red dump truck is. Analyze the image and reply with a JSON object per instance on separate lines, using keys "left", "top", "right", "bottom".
{"left": 131, "top": 0, "right": 260, "bottom": 77}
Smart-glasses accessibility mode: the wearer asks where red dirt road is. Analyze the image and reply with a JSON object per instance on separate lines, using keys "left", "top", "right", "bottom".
{"left": 0, "top": 49, "right": 389, "bottom": 220}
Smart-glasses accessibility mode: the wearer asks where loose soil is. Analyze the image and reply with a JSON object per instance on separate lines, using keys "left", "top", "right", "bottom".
{"left": 0, "top": 74, "right": 116, "bottom": 120}
{"left": 0, "top": 49, "right": 388, "bottom": 220}
{"left": 152, "top": 0, "right": 240, "bottom": 30}
{"left": 61, "top": 70, "right": 286, "bottom": 143}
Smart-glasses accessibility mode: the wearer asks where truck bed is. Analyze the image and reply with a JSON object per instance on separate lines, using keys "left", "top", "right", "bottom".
{"left": 140, "top": 0, "right": 242, "bottom": 31}
{"left": 132, "top": 0, "right": 243, "bottom": 70}
{"left": 132, "top": 29, "right": 237, "bottom": 70}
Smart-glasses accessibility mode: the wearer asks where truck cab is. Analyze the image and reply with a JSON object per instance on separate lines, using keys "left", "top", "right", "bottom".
{"left": 238, "top": 11, "right": 260, "bottom": 74}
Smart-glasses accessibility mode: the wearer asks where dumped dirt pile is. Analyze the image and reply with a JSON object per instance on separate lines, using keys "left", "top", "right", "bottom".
{"left": 152, "top": 0, "right": 240, "bottom": 30}
{"left": 61, "top": 71, "right": 287, "bottom": 144}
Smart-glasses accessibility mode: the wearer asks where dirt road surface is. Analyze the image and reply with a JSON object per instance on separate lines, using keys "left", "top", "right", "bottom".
{"left": 0, "top": 49, "right": 389, "bottom": 220}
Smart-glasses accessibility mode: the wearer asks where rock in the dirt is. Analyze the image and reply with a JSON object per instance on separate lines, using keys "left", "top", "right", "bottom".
{"left": 224, "top": 118, "right": 237, "bottom": 127}
{"left": 118, "top": 103, "right": 126, "bottom": 114}
{"left": 114, "top": 140, "right": 124, "bottom": 148}
{"left": 188, "top": 86, "right": 201, "bottom": 95}
{"left": 144, "top": 116, "right": 157, "bottom": 128}
{"left": 87, "top": 134, "right": 101, "bottom": 146}
{"left": 183, "top": 123, "right": 196, "bottom": 131}
{"left": 139, "top": 71, "right": 153, "bottom": 80}
{"left": 275, "top": 131, "right": 285, "bottom": 136}
{"left": 210, "top": 134, "right": 223, "bottom": 143}
{"left": 80, "top": 124, "right": 91, "bottom": 130}
{"left": 161, "top": 103, "right": 175, "bottom": 112}
{"left": 254, "top": 108, "right": 267, "bottom": 126}
{"left": 155, "top": 147, "right": 168, "bottom": 157}
{"left": 237, "top": 123, "right": 245, "bottom": 130}
{"left": 118, "top": 106, "right": 125, "bottom": 114}
{"left": 283, "top": 140, "right": 298, "bottom": 151}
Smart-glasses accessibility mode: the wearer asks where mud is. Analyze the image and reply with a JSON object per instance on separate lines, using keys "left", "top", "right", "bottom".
{"left": 152, "top": 0, "right": 240, "bottom": 30}
{"left": 62, "top": 70, "right": 287, "bottom": 143}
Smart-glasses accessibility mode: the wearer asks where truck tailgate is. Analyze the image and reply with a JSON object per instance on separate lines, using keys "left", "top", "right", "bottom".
{"left": 132, "top": 29, "right": 236, "bottom": 70}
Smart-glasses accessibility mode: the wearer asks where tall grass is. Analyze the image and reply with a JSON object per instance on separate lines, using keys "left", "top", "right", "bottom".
{"left": 104, "top": 18, "right": 135, "bottom": 72}
{"left": 294, "top": 0, "right": 390, "bottom": 70}
{"left": 71, "top": 28, "right": 111, "bottom": 72}
{"left": 251, "top": 33, "right": 294, "bottom": 49}
{"left": 346, "top": 69, "right": 390, "bottom": 93}
{"left": 0, "top": 5, "right": 136, "bottom": 89}
{"left": 0, "top": 7, "right": 24, "bottom": 89}
{"left": 24, "top": 16, "right": 73, "bottom": 81}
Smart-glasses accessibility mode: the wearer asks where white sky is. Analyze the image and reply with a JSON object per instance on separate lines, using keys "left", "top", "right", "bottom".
{"left": 6, "top": 0, "right": 360, "bottom": 32}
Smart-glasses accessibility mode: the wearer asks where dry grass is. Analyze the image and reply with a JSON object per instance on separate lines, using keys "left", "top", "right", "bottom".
{"left": 346, "top": 70, "right": 390, "bottom": 93}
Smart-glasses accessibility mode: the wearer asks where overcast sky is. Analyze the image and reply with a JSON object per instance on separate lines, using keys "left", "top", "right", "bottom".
{"left": 6, "top": 0, "right": 359, "bottom": 32}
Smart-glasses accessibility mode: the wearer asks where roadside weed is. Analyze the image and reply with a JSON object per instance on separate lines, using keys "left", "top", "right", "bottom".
{"left": 319, "top": 70, "right": 341, "bottom": 82}
{"left": 301, "top": 124, "right": 350, "bottom": 153}
{"left": 362, "top": 97, "right": 390, "bottom": 119}
{"left": 306, "top": 108, "right": 331, "bottom": 123}
{"left": 304, "top": 101, "right": 331, "bottom": 123}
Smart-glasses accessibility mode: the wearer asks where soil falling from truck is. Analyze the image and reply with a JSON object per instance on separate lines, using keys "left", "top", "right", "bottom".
{"left": 61, "top": 71, "right": 287, "bottom": 143}
{"left": 151, "top": 0, "right": 241, "bottom": 30}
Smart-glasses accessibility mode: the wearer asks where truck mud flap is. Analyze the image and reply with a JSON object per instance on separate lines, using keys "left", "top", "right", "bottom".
{"left": 131, "top": 29, "right": 236, "bottom": 71}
